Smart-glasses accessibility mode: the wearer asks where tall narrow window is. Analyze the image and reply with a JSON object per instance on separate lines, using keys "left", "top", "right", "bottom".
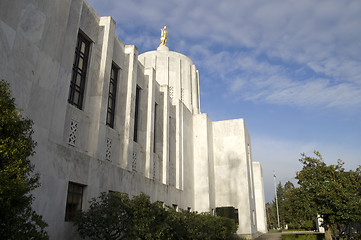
{"left": 153, "top": 103, "right": 158, "bottom": 153}
{"left": 68, "top": 32, "right": 90, "bottom": 109}
{"left": 106, "top": 64, "right": 118, "bottom": 128}
{"left": 133, "top": 86, "right": 141, "bottom": 142}
{"left": 65, "top": 182, "right": 85, "bottom": 221}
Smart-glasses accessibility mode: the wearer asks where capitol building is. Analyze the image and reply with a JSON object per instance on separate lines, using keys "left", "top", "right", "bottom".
{"left": 0, "top": 0, "right": 267, "bottom": 238}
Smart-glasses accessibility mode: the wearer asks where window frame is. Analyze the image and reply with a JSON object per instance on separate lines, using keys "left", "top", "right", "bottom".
{"left": 133, "top": 85, "right": 141, "bottom": 142}
{"left": 68, "top": 32, "right": 91, "bottom": 110}
{"left": 153, "top": 102, "right": 158, "bottom": 153}
{"left": 64, "top": 182, "right": 85, "bottom": 222}
{"left": 106, "top": 63, "right": 119, "bottom": 128}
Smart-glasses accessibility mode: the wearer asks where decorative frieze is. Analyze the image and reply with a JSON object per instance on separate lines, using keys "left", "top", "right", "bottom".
{"left": 68, "top": 120, "right": 78, "bottom": 146}
{"left": 105, "top": 138, "right": 112, "bottom": 160}
{"left": 153, "top": 158, "right": 156, "bottom": 180}
{"left": 169, "top": 86, "right": 174, "bottom": 99}
{"left": 132, "top": 152, "right": 137, "bottom": 172}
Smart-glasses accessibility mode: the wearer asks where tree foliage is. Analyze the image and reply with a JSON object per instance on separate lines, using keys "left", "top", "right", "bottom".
{"left": 74, "top": 192, "right": 132, "bottom": 240}
{"left": 266, "top": 151, "right": 361, "bottom": 239}
{"left": 266, "top": 182, "right": 291, "bottom": 230}
{"left": 296, "top": 151, "right": 361, "bottom": 238}
{"left": 284, "top": 185, "right": 315, "bottom": 230}
{"left": 74, "top": 192, "right": 239, "bottom": 240}
{"left": 0, "top": 80, "right": 48, "bottom": 239}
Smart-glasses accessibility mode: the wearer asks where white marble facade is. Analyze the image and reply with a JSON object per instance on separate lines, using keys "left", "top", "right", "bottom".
{"left": 0, "top": 0, "right": 267, "bottom": 238}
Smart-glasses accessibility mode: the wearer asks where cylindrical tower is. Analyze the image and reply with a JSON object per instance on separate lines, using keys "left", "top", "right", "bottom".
{"left": 139, "top": 46, "right": 200, "bottom": 114}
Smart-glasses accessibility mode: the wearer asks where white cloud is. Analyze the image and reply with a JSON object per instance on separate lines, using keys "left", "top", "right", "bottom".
{"left": 88, "top": 0, "right": 361, "bottom": 109}
{"left": 264, "top": 78, "right": 361, "bottom": 108}
{"left": 193, "top": 50, "right": 361, "bottom": 109}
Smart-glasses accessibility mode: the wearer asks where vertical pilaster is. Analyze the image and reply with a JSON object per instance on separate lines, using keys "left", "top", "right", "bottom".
{"left": 193, "top": 114, "right": 212, "bottom": 212}
{"left": 196, "top": 70, "right": 200, "bottom": 113}
{"left": 175, "top": 59, "right": 183, "bottom": 189}
{"left": 253, "top": 162, "right": 267, "bottom": 233}
{"left": 144, "top": 67, "right": 156, "bottom": 178}
{"left": 122, "top": 45, "right": 138, "bottom": 170}
{"left": 87, "top": 16, "right": 115, "bottom": 158}
{"left": 176, "top": 102, "right": 184, "bottom": 190}
{"left": 246, "top": 142, "right": 257, "bottom": 233}
{"left": 191, "top": 65, "right": 200, "bottom": 114}
{"left": 160, "top": 85, "right": 169, "bottom": 184}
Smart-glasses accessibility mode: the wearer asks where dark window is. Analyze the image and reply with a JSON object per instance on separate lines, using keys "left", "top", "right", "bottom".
{"left": 133, "top": 86, "right": 141, "bottom": 142}
{"left": 215, "top": 206, "right": 239, "bottom": 225}
{"left": 65, "top": 182, "right": 85, "bottom": 221}
{"left": 106, "top": 64, "right": 118, "bottom": 128}
{"left": 153, "top": 103, "right": 158, "bottom": 153}
{"left": 68, "top": 32, "right": 90, "bottom": 109}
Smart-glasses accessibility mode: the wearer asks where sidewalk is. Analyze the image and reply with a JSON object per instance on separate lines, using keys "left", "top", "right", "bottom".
{"left": 255, "top": 232, "right": 282, "bottom": 240}
{"left": 255, "top": 231, "right": 324, "bottom": 240}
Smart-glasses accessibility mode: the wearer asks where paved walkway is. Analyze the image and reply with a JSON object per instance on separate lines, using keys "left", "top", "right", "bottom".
{"left": 255, "top": 233, "right": 282, "bottom": 240}
{"left": 255, "top": 231, "right": 323, "bottom": 239}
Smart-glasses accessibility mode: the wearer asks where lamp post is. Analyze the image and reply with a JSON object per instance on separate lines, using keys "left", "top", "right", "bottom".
{"left": 273, "top": 171, "right": 280, "bottom": 229}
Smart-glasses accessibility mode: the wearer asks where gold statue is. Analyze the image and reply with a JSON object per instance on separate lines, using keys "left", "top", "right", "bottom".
{"left": 160, "top": 26, "right": 167, "bottom": 46}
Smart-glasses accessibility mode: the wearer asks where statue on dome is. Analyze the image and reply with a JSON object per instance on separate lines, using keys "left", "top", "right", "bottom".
{"left": 160, "top": 26, "right": 167, "bottom": 46}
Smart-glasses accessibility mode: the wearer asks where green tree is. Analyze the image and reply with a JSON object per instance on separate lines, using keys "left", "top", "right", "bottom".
{"left": 266, "top": 182, "right": 285, "bottom": 230}
{"left": 267, "top": 180, "right": 316, "bottom": 231}
{"left": 128, "top": 193, "right": 173, "bottom": 240}
{"left": 284, "top": 186, "right": 315, "bottom": 230}
{"left": 0, "top": 80, "right": 48, "bottom": 239}
{"left": 283, "top": 181, "right": 295, "bottom": 228}
{"left": 266, "top": 202, "right": 276, "bottom": 230}
{"left": 296, "top": 151, "right": 361, "bottom": 239}
{"left": 74, "top": 192, "right": 133, "bottom": 240}
{"left": 276, "top": 182, "right": 286, "bottom": 228}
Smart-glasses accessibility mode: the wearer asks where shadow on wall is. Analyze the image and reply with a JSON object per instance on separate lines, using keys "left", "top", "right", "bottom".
{"left": 226, "top": 150, "right": 243, "bottom": 205}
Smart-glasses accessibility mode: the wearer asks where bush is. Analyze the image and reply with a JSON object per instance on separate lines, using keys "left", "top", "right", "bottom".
{"left": 128, "top": 193, "right": 172, "bottom": 240}
{"left": 216, "top": 206, "right": 239, "bottom": 225}
{"left": 74, "top": 192, "right": 238, "bottom": 240}
{"left": 282, "top": 233, "right": 325, "bottom": 240}
{"left": 74, "top": 192, "right": 132, "bottom": 240}
{"left": 175, "top": 211, "right": 237, "bottom": 240}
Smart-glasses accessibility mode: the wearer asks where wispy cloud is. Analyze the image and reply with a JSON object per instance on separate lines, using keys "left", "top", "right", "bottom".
{"left": 88, "top": 0, "right": 361, "bottom": 110}
{"left": 264, "top": 79, "right": 361, "bottom": 108}
{"left": 194, "top": 49, "right": 361, "bottom": 108}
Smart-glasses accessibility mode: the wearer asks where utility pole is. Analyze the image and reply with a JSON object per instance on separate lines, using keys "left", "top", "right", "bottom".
{"left": 273, "top": 171, "right": 280, "bottom": 229}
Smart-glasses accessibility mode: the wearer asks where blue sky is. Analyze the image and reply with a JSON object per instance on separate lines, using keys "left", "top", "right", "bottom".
{"left": 88, "top": 0, "right": 361, "bottom": 202}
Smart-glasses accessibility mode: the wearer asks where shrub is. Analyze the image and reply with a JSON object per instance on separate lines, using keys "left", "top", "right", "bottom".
{"left": 216, "top": 206, "right": 239, "bottom": 224}
{"left": 74, "top": 192, "right": 238, "bottom": 240}
{"left": 74, "top": 192, "right": 132, "bottom": 240}
{"left": 282, "top": 233, "right": 325, "bottom": 240}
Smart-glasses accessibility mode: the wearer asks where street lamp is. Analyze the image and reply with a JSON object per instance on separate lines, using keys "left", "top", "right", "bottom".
{"left": 273, "top": 171, "right": 280, "bottom": 229}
